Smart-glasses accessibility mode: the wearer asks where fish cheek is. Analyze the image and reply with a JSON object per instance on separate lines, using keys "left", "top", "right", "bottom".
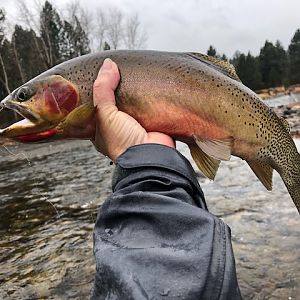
{"left": 31, "top": 80, "right": 79, "bottom": 121}
{"left": 50, "top": 81, "right": 79, "bottom": 114}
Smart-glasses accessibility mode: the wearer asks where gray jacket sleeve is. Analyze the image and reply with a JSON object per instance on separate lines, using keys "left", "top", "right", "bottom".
{"left": 92, "top": 144, "right": 241, "bottom": 300}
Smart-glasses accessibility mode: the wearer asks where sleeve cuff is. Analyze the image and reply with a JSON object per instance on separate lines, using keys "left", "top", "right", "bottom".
{"left": 114, "top": 143, "right": 205, "bottom": 207}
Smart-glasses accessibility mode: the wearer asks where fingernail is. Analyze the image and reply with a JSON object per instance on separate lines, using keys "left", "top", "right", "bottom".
{"left": 100, "top": 58, "right": 113, "bottom": 73}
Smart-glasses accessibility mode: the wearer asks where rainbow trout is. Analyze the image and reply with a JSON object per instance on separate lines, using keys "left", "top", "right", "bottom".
{"left": 0, "top": 50, "right": 299, "bottom": 212}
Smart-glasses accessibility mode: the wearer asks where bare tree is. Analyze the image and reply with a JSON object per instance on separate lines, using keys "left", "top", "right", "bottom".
{"left": 11, "top": 34, "right": 25, "bottom": 83}
{"left": 106, "top": 9, "right": 123, "bottom": 50}
{"left": 123, "top": 13, "right": 147, "bottom": 49}
{"left": 93, "top": 8, "right": 147, "bottom": 51}
{"left": 16, "top": 0, "right": 49, "bottom": 68}
{"left": 0, "top": 9, "right": 10, "bottom": 94}
{"left": 65, "top": 0, "right": 94, "bottom": 42}
{"left": 0, "top": 53, "right": 10, "bottom": 94}
{"left": 95, "top": 9, "right": 107, "bottom": 51}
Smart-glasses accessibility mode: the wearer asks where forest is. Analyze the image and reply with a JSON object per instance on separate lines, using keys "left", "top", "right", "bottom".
{"left": 0, "top": 0, "right": 300, "bottom": 126}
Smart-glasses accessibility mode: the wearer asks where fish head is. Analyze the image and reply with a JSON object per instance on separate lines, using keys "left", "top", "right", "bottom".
{"left": 0, "top": 74, "right": 94, "bottom": 142}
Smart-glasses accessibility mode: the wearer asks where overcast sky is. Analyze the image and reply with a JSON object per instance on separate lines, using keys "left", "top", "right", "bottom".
{"left": 2, "top": 0, "right": 300, "bottom": 57}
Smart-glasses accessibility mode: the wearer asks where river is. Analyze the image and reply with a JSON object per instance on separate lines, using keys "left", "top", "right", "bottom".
{"left": 0, "top": 108, "right": 299, "bottom": 299}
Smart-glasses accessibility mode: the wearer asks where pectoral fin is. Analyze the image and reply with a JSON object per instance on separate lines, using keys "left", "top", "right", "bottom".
{"left": 189, "top": 144, "right": 220, "bottom": 180}
{"left": 57, "top": 103, "right": 96, "bottom": 138}
{"left": 247, "top": 160, "right": 273, "bottom": 190}
{"left": 61, "top": 103, "right": 95, "bottom": 126}
{"left": 193, "top": 135, "right": 232, "bottom": 161}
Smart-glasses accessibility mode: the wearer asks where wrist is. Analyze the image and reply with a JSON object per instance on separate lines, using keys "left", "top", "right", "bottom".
{"left": 146, "top": 132, "right": 175, "bottom": 149}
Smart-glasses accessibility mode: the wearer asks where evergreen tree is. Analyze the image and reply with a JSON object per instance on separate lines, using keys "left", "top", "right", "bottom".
{"left": 103, "top": 42, "right": 111, "bottom": 51}
{"left": 0, "top": 8, "right": 8, "bottom": 102}
{"left": 60, "top": 16, "right": 90, "bottom": 60}
{"left": 12, "top": 25, "right": 46, "bottom": 81}
{"left": 231, "top": 51, "right": 262, "bottom": 90}
{"left": 221, "top": 53, "right": 228, "bottom": 61}
{"left": 0, "top": 8, "right": 4, "bottom": 44}
{"left": 288, "top": 29, "right": 300, "bottom": 85}
{"left": 40, "top": 0, "right": 63, "bottom": 67}
{"left": 259, "top": 40, "right": 288, "bottom": 88}
{"left": 207, "top": 45, "right": 217, "bottom": 57}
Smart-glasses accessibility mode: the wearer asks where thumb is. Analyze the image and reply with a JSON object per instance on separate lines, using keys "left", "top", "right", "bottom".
{"left": 93, "top": 58, "right": 120, "bottom": 108}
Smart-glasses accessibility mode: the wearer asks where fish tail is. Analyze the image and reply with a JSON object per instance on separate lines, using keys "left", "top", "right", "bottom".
{"left": 280, "top": 153, "right": 300, "bottom": 214}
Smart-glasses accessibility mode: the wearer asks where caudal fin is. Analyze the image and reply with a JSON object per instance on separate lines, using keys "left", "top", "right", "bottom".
{"left": 280, "top": 152, "right": 300, "bottom": 214}
{"left": 282, "top": 173, "right": 300, "bottom": 214}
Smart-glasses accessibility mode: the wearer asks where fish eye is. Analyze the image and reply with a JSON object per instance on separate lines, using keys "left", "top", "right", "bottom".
{"left": 16, "top": 87, "right": 29, "bottom": 102}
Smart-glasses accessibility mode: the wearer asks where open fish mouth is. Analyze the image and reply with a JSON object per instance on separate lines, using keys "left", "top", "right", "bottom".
{"left": 0, "top": 101, "right": 57, "bottom": 142}
{"left": 3, "top": 101, "right": 40, "bottom": 124}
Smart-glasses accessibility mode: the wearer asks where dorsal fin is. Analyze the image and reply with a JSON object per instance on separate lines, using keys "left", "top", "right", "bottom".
{"left": 187, "top": 52, "right": 241, "bottom": 82}
{"left": 280, "top": 117, "right": 290, "bottom": 133}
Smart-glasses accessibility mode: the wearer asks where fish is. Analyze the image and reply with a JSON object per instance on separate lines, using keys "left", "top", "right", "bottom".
{"left": 0, "top": 50, "right": 299, "bottom": 213}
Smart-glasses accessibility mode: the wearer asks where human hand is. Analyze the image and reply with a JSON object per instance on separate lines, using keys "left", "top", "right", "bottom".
{"left": 93, "top": 58, "right": 175, "bottom": 161}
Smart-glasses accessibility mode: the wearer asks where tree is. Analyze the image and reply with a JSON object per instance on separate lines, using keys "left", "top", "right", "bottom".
{"left": 232, "top": 51, "right": 262, "bottom": 90}
{"left": 207, "top": 45, "right": 217, "bottom": 57}
{"left": 221, "top": 53, "right": 228, "bottom": 61}
{"left": 0, "top": 9, "right": 12, "bottom": 96}
{"left": 12, "top": 25, "right": 46, "bottom": 81}
{"left": 0, "top": 8, "right": 4, "bottom": 44}
{"left": 103, "top": 41, "right": 111, "bottom": 51}
{"left": 40, "top": 0, "right": 63, "bottom": 67}
{"left": 106, "top": 9, "right": 123, "bottom": 50}
{"left": 16, "top": 0, "right": 49, "bottom": 70}
{"left": 65, "top": 0, "right": 94, "bottom": 49}
{"left": 95, "top": 9, "right": 107, "bottom": 51}
{"left": 123, "top": 13, "right": 147, "bottom": 49}
{"left": 259, "top": 40, "right": 288, "bottom": 88}
{"left": 60, "top": 17, "right": 90, "bottom": 60}
{"left": 288, "top": 29, "right": 300, "bottom": 85}
{"left": 94, "top": 8, "right": 147, "bottom": 51}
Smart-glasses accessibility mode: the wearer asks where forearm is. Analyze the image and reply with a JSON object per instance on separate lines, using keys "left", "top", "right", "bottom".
{"left": 92, "top": 144, "right": 241, "bottom": 300}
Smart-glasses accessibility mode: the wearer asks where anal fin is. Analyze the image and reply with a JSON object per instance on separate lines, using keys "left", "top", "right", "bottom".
{"left": 247, "top": 160, "right": 273, "bottom": 190}
{"left": 193, "top": 135, "right": 232, "bottom": 161}
{"left": 189, "top": 144, "right": 220, "bottom": 180}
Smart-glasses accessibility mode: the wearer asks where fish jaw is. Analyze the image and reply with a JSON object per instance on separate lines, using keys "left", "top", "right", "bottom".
{"left": 0, "top": 75, "right": 80, "bottom": 142}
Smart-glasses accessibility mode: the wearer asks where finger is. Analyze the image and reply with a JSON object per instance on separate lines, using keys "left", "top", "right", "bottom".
{"left": 93, "top": 58, "right": 120, "bottom": 107}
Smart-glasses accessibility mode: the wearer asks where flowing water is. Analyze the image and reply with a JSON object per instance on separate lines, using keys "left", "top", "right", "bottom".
{"left": 0, "top": 116, "right": 299, "bottom": 298}
{"left": 0, "top": 141, "right": 113, "bottom": 299}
